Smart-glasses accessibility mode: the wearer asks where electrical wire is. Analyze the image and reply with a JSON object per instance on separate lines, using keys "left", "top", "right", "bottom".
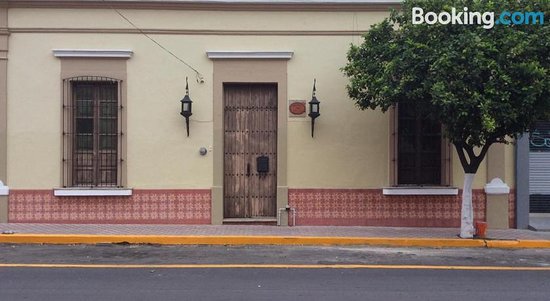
{"left": 103, "top": 0, "right": 205, "bottom": 83}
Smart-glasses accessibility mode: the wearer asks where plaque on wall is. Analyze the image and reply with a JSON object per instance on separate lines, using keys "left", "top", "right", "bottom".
{"left": 288, "top": 100, "right": 306, "bottom": 117}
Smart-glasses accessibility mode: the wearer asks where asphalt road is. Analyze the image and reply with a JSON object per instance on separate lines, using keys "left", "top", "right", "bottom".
{"left": 1, "top": 267, "right": 550, "bottom": 301}
{"left": 1, "top": 244, "right": 550, "bottom": 266}
{"left": 1, "top": 244, "right": 550, "bottom": 300}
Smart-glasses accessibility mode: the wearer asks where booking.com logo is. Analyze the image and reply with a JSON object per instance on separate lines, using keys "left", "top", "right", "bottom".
{"left": 412, "top": 7, "right": 545, "bottom": 29}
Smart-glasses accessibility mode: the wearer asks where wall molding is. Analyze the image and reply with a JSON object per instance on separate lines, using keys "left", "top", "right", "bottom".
{"left": 11, "top": 28, "right": 367, "bottom": 36}
{"left": 207, "top": 51, "right": 293, "bottom": 60}
{"left": 53, "top": 49, "right": 133, "bottom": 58}
{"left": 3, "top": 1, "right": 401, "bottom": 12}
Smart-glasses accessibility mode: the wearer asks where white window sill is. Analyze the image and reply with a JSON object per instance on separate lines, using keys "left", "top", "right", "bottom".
{"left": 54, "top": 188, "right": 133, "bottom": 197}
{"left": 383, "top": 187, "right": 459, "bottom": 196}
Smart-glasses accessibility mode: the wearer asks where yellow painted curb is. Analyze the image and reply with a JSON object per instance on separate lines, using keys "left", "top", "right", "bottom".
{"left": 486, "top": 239, "right": 550, "bottom": 249}
{"left": 0, "top": 234, "right": 488, "bottom": 247}
{"left": 517, "top": 240, "right": 550, "bottom": 248}
{"left": 0, "top": 234, "right": 548, "bottom": 248}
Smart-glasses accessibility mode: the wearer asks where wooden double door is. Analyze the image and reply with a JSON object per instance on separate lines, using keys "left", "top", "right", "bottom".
{"left": 223, "top": 83, "right": 278, "bottom": 218}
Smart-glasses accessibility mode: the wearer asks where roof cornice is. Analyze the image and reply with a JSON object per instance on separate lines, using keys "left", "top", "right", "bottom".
{"left": 3, "top": 0, "right": 401, "bottom": 12}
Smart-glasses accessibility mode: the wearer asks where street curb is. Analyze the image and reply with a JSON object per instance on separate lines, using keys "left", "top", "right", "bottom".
{"left": 1, "top": 234, "right": 550, "bottom": 248}
{"left": 486, "top": 239, "right": 550, "bottom": 249}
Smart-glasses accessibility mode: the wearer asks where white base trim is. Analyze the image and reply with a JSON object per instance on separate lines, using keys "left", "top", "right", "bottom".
{"left": 206, "top": 51, "right": 293, "bottom": 59}
{"left": 383, "top": 187, "right": 459, "bottom": 196}
{"left": 0, "top": 181, "right": 8, "bottom": 196}
{"left": 54, "top": 188, "right": 133, "bottom": 197}
{"left": 53, "top": 49, "right": 133, "bottom": 58}
{"left": 484, "top": 178, "right": 510, "bottom": 195}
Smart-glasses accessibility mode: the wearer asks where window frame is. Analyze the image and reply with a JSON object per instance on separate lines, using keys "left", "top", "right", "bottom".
{"left": 62, "top": 76, "right": 125, "bottom": 188}
{"left": 389, "top": 105, "right": 451, "bottom": 187}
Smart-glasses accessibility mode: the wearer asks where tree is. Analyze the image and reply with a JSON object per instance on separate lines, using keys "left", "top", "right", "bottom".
{"left": 343, "top": 0, "right": 549, "bottom": 237}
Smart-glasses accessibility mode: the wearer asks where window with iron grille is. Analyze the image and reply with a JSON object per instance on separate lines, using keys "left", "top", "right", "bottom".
{"left": 62, "top": 76, "right": 123, "bottom": 187}
{"left": 397, "top": 102, "right": 443, "bottom": 185}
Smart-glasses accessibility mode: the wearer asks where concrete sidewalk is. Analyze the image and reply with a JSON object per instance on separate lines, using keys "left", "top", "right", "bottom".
{"left": 1, "top": 223, "right": 550, "bottom": 248}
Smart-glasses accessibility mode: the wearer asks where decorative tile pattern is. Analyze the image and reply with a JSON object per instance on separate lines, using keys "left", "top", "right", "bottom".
{"left": 509, "top": 189, "right": 516, "bottom": 228}
{"left": 289, "top": 189, "right": 492, "bottom": 227}
{"left": 8, "top": 188, "right": 515, "bottom": 227}
{"left": 9, "top": 190, "right": 211, "bottom": 224}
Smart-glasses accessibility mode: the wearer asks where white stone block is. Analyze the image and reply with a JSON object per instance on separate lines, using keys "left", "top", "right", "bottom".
{"left": 484, "top": 178, "right": 510, "bottom": 195}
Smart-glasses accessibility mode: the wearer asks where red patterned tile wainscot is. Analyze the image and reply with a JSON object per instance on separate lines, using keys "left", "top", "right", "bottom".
{"left": 509, "top": 189, "right": 516, "bottom": 229}
{"left": 8, "top": 190, "right": 211, "bottom": 224}
{"left": 289, "top": 189, "right": 491, "bottom": 227}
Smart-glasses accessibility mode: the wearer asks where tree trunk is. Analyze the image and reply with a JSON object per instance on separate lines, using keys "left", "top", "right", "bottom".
{"left": 460, "top": 173, "right": 476, "bottom": 238}
{"left": 454, "top": 142, "right": 492, "bottom": 239}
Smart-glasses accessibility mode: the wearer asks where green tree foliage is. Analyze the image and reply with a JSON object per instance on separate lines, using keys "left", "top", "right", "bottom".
{"left": 343, "top": 0, "right": 549, "bottom": 174}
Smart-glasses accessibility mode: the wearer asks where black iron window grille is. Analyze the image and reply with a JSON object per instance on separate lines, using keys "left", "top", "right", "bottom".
{"left": 397, "top": 102, "right": 442, "bottom": 185}
{"left": 62, "top": 76, "right": 124, "bottom": 187}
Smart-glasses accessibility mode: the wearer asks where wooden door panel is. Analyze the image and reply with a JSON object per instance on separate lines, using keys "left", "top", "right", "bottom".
{"left": 250, "top": 86, "right": 277, "bottom": 217}
{"left": 224, "top": 84, "right": 277, "bottom": 218}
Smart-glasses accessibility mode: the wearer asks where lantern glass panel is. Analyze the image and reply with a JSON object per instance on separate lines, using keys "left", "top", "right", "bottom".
{"left": 183, "top": 102, "right": 190, "bottom": 112}
{"left": 312, "top": 103, "right": 319, "bottom": 113}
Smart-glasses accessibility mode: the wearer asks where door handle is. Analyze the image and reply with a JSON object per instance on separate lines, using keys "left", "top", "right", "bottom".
{"left": 247, "top": 163, "right": 251, "bottom": 177}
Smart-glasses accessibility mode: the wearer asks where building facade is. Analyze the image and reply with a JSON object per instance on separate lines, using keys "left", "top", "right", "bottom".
{"left": 0, "top": 0, "right": 517, "bottom": 228}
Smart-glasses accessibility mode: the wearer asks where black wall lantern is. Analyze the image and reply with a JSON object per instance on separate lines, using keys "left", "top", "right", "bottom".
{"left": 308, "top": 79, "right": 321, "bottom": 137}
{"left": 180, "top": 77, "right": 193, "bottom": 137}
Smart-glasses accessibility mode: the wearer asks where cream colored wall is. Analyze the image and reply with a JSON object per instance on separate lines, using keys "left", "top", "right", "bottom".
{"left": 7, "top": 33, "right": 214, "bottom": 189}
{"left": 7, "top": 34, "right": 61, "bottom": 189}
{"left": 505, "top": 142, "right": 515, "bottom": 187}
{"left": 124, "top": 37, "right": 213, "bottom": 188}
{"left": 6, "top": 7, "right": 515, "bottom": 190}
{"left": 286, "top": 39, "right": 389, "bottom": 188}
{"left": 7, "top": 7, "right": 385, "bottom": 190}
{"left": 8, "top": 8, "right": 388, "bottom": 32}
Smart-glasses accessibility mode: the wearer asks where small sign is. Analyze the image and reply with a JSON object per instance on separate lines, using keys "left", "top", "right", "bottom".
{"left": 289, "top": 100, "right": 306, "bottom": 117}
{"left": 530, "top": 121, "right": 550, "bottom": 152}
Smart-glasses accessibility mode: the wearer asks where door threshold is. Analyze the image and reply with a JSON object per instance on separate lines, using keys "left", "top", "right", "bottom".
{"left": 223, "top": 217, "right": 277, "bottom": 225}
